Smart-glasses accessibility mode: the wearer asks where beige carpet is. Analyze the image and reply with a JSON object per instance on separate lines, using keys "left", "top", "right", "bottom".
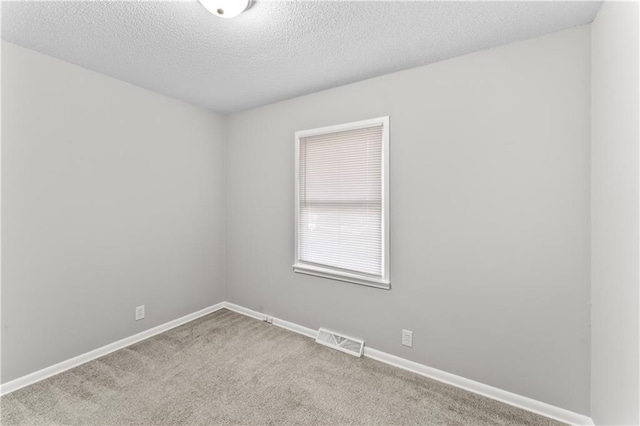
{"left": 1, "top": 309, "right": 565, "bottom": 425}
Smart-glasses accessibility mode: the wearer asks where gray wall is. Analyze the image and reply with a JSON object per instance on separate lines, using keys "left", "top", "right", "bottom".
{"left": 1, "top": 42, "right": 226, "bottom": 383}
{"left": 226, "top": 27, "right": 591, "bottom": 414}
{"left": 591, "top": 2, "right": 640, "bottom": 424}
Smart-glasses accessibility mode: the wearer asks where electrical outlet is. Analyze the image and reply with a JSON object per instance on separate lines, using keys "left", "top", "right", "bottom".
{"left": 402, "top": 329, "right": 413, "bottom": 347}
{"left": 135, "top": 305, "right": 145, "bottom": 321}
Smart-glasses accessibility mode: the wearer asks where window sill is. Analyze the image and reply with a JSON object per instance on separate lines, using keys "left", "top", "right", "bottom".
{"left": 293, "top": 263, "right": 390, "bottom": 290}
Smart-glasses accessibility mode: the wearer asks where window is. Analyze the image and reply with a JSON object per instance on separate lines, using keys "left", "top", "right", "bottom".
{"left": 293, "top": 117, "right": 390, "bottom": 289}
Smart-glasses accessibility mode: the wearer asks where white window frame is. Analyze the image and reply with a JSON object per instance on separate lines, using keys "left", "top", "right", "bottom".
{"left": 293, "top": 116, "right": 390, "bottom": 290}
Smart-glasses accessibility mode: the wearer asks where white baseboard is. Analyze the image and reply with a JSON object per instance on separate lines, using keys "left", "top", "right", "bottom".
{"left": 0, "top": 302, "right": 226, "bottom": 396}
{"left": 222, "top": 302, "right": 267, "bottom": 322}
{"left": 363, "top": 347, "right": 593, "bottom": 426}
{"left": 0, "top": 301, "right": 594, "bottom": 426}
{"left": 223, "top": 302, "right": 594, "bottom": 426}
{"left": 223, "top": 302, "right": 317, "bottom": 339}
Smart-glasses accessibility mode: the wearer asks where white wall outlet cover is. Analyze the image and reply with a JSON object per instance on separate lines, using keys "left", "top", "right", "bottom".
{"left": 402, "top": 329, "right": 413, "bottom": 347}
{"left": 135, "top": 305, "right": 145, "bottom": 321}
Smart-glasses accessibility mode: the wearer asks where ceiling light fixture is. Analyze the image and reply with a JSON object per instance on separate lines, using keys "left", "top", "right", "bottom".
{"left": 198, "top": 0, "right": 250, "bottom": 18}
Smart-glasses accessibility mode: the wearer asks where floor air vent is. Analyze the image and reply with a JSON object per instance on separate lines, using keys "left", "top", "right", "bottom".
{"left": 316, "top": 328, "right": 364, "bottom": 357}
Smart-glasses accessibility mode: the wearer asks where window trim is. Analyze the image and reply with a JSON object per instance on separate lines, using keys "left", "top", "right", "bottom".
{"left": 293, "top": 116, "right": 390, "bottom": 290}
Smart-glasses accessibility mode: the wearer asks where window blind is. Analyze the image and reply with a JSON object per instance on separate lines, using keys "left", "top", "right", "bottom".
{"left": 297, "top": 124, "right": 383, "bottom": 278}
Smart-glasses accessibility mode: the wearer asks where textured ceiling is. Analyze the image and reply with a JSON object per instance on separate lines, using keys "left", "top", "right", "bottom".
{"left": 2, "top": 1, "right": 602, "bottom": 114}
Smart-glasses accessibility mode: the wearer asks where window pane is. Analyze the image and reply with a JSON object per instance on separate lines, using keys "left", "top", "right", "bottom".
{"left": 299, "top": 203, "right": 382, "bottom": 275}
